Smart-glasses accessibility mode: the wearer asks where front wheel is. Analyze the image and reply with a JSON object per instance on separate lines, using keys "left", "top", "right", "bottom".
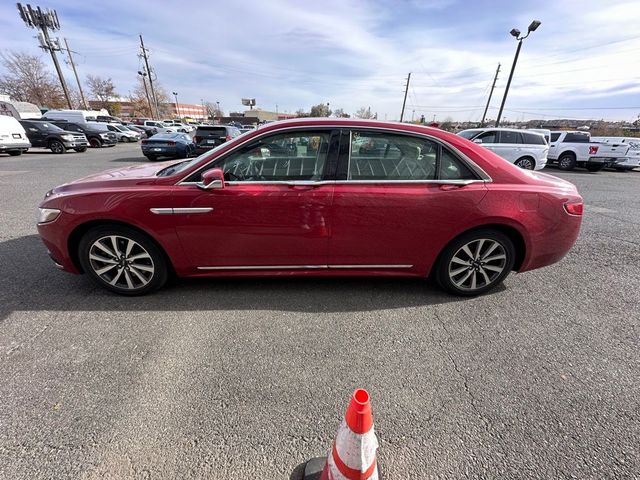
{"left": 586, "top": 164, "right": 604, "bottom": 172}
{"left": 514, "top": 157, "right": 535, "bottom": 170}
{"left": 74, "top": 147, "right": 88, "bottom": 153}
{"left": 89, "top": 138, "right": 102, "bottom": 148}
{"left": 78, "top": 226, "right": 168, "bottom": 295}
{"left": 49, "top": 140, "right": 66, "bottom": 154}
{"left": 434, "top": 229, "right": 515, "bottom": 296}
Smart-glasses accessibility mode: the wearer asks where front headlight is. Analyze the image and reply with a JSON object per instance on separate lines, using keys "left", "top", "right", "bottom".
{"left": 100, "top": 133, "right": 109, "bottom": 139}
{"left": 38, "top": 208, "right": 61, "bottom": 224}
{"left": 62, "top": 134, "right": 74, "bottom": 141}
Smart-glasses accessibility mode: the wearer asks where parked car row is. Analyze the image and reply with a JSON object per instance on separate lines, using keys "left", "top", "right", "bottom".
{"left": 457, "top": 127, "right": 637, "bottom": 173}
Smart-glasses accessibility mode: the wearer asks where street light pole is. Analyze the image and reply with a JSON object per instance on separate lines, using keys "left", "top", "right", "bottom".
{"left": 495, "top": 20, "right": 541, "bottom": 127}
{"left": 172, "top": 91, "right": 179, "bottom": 119}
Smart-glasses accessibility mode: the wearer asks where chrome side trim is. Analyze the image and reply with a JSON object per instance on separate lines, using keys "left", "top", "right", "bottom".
{"left": 176, "top": 124, "right": 493, "bottom": 185}
{"left": 150, "top": 208, "right": 174, "bottom": 215}
{"left": 197, "top": 265, "right": 327, "bottom": 271}
{"left": 196, "top": 264, "right": 413, "bottom": 271}
{"left": 328, "top": 264, "right": 413, "bottom": 269}
{"left": 173, "top": 208, "right": 213, "bottom": 214}
{"left": 180, "top": 179, "right": 484, "bottom": 186}
{"left": 150, "top": 207, "right": 213, "bottom": 215}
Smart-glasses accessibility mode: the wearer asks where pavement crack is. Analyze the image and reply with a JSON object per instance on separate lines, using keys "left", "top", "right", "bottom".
{"left": 434, "top": 311, "right": 491, "bottom": 432}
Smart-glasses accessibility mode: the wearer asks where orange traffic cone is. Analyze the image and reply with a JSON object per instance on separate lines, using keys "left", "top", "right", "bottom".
{"left": 303, "top": 389, "right": 380, "bottom": 480}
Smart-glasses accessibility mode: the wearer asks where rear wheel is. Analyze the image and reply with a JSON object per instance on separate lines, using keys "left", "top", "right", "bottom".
{"left": 8, "top": 150, "right": 22, "bottom": 156}
{"left": 514, "top": 156, "right": 535, "bottom": 170}
{"left": 78, "top": 225, "right": 168, "bottom": 295}
{"left": 434, "top": 229, "right": 515, "bottom": 296}
{"left": 89, "top": 138, "right": 102, "bottom": 148}
{"left": 586, "top": 164, "right": 604, "bottom": 172}
{"left": 49, "top": 140, "right": 66, "bottom": 154}
{"left": 557, "top": 153, "right": 576, "bottom": 171}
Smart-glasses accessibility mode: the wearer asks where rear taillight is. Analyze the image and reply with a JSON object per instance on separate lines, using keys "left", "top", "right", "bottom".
{"left": 225, "top": 135, "right": 232, "bottom": 141}
{"left": 564, "top": 201, "right": 583, "bottom": 216}
{"left": 589, "top": 146, "right": 598, "bottom": 155}
{"left": 167, "top": 141, "right": 176, "bottom": 146}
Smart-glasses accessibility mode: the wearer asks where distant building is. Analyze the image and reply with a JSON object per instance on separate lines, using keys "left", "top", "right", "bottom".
{"left": 88, "top": 99, "right": 206, "bottom": 120}
{"left": 166, "top": 103, "right": 206, "bottom": 119}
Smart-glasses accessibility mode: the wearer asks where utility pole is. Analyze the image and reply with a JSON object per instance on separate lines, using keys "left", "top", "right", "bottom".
{"left": 400, "top": 72, "right": 411, "bottom": 122}
{"left": 16, "top": 3, "right": 72, "bottom": 109}
{"left": 63, "top": 38, "right": 87, "bottom": 109}
{"left": 172, "top": 91, "right": 179, "bottom": 118}
{"left": 139, "top": 34, "right": 159, "bottom": 118}
{"left": 480, "top": 63, "right": 500, "bottom": 127}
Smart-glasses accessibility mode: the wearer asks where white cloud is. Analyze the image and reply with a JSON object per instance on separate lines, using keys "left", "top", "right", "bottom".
{"left": 1, "top": 0, "right": 639, "bottom": 121}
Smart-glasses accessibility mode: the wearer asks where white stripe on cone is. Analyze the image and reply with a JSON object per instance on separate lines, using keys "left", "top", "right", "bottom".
{"left": 326, "top": 419, "right": 379, "bottom": 479}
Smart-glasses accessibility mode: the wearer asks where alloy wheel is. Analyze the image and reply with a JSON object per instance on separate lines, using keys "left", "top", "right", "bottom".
{"left": 88, "top": 235, "right": 155, "bottom": 290}
{"left": 448, "top": 238, "right": 507, "bottom": 291}
{"left": 50, "top": 141, "right": 64, "bottom": 154}
{"left": 515, "top": 157, "right": 534, "bottom": 170}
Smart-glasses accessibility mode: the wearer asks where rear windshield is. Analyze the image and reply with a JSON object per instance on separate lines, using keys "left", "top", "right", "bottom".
{"left": 196, "top": 127, "right": 227, "bottom": 136}
{"left": 563, "top": 133, "right": 590, "bottom": 143}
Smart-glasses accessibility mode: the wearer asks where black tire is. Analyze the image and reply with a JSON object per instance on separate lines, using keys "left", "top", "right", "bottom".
{"left": 586, "top": 164, "right": 604, "bottom": 172}
{"left": 78, "top": 225, "right": 168, "bottom": 296}
{"left": 49, "top": 139, "right": 66, "bottom": 154}
{"left": 74, "top": 147, "right": 88, "bottom": 153}
{"left": 8, "top": 150, "right": 22, "bottom": 156}
{"left": 89, "top": 138, "right": 102, "bottom": 148}
{"left": 145, "top": 155, "right": 157, "bottom": 161}
{"left": 557, "top": 152, "right": 576, "bottom": 171}
{"left": 514, "top": 156, "right": 535, "bottom": 170}
{"left": 433, "top": 229, "right": 516, "bottom": 296}
{"left": 121, "top": 136, "right": 130, "bottom": 143}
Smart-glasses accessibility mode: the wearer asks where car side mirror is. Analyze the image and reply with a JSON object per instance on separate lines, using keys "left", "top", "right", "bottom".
{"left": 472, "top": 138, "right": 483, "bottom": 144}
{"left": 198, "top": 168, "right": 225, "bottom": 190}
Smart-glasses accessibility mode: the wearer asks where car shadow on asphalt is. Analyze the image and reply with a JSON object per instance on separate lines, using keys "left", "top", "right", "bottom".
{"left": 0, "top": 235, "right": 502, "bottom": 320}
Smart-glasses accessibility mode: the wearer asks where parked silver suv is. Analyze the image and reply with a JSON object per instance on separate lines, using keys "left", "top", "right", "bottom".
{"left": 458, "top": 128, "right": 548, "bottom": 170}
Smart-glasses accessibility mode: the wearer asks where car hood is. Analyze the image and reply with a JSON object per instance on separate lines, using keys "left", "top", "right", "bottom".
{"left": 47, "top": 160, "right": 180, "bottom": 197}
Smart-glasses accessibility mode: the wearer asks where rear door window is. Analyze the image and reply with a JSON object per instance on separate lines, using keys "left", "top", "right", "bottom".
{"left": 521, "top": 132, "right": 546, "bottom": 145}
{"left": 348, "top": 131, "right": 437, "bottom": 180}
{"left": 498, "top": 131, "right": 522, "bottom": 144}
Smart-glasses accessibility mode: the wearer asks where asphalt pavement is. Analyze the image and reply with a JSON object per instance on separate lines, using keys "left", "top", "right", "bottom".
{"left": 1, "top": 144, "right": 638, "bottom": 479}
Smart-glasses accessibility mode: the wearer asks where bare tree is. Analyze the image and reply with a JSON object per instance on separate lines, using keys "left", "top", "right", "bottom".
{"left": 0, "top": 51, "right": 65, "bottom": 108}
{"left": 333, "top": 108, "right": 349, "bottom": 118}
{"left": 310, "top": 103, "right": 331, "bottom": 117}
{"left": 295, "top": 108, "right": 309, "bottom": 118}
{"left": 354, "top": 106, "right": 374, "bottom": 119}
{"left": 86, "top": 75, "right": 117, "bottom": 111}
{"left": 205, "top": 101, "right": 223, "bottom": 118}
{"left": 128, "top": 77, "right": 171, "bottom": 118}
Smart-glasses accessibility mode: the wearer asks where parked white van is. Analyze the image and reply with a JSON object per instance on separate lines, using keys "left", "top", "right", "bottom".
{"left": 41, "top": 109, "right": 106, "bottom": 125}
{"left": 0, "top": 115, "right": 31, "bottom": 156}
{"left": 457, "top": 128, "right": 548, "bottom": 170}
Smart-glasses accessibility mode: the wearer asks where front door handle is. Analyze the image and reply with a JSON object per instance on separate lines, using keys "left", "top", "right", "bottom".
{"left": 439, "top": 184, "right": 464, "bottom": 191}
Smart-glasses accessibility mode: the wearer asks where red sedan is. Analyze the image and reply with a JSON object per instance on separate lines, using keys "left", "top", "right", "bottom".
{"left": 37, "top": 119, "right": 583, "bottom": 296}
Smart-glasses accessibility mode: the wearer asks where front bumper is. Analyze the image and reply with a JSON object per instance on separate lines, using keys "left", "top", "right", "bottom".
{"left": 62, "top": 140, "right": 89, "bottom": 148}
{"left": 1, "top": 141, "right": 31, "bottom": 151}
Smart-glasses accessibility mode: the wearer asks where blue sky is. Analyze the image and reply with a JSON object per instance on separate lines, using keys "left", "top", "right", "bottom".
{"left": 1, "top": 0, "right": 639, "bottom": 121}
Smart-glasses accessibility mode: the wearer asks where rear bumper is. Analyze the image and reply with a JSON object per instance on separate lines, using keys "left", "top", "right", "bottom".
{"left": 142, "top": 146, "right": 180, "bottom": 156}
{"left": 587, "top": 156, "right": 626, "bottom": 166}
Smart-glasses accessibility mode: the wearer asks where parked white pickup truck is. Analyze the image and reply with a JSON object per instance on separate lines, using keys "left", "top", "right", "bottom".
{"left": 591, "top": 136, "right": 640, "bottom": 171}
{"left": 548, "top": 131, "right": 629, "bottom": 172}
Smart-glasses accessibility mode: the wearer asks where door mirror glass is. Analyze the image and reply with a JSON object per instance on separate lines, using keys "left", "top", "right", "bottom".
{"left": 472, "top": 138, "right": 483, "bottom": 144}
{"left": 198, "top": 168, "right": 225, "bottom": 190}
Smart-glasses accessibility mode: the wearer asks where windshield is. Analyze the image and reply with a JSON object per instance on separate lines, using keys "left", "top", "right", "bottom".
{"left": 38, "top": 122, "right": 65, "bottom": 132}
{"left": 114, "top": 125, "right": 127, "bottom": 132}
{"left": 458, "top": 130, "right": 479, "bottom": 139}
